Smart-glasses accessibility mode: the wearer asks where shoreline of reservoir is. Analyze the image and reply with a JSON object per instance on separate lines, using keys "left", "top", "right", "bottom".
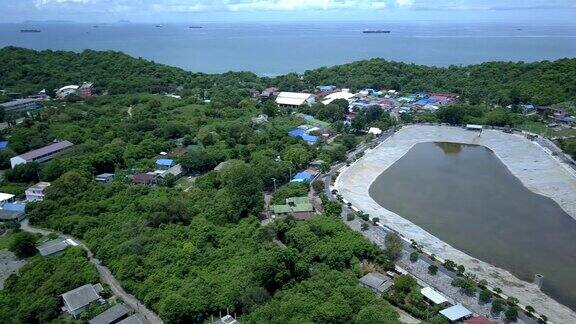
{"left": 335, "top": 125, "right": 576, "bottom": 323}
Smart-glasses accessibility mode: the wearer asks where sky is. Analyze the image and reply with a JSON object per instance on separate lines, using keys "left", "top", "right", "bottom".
{"left": 1, "top": 0, "right": 576, "bottom": 23}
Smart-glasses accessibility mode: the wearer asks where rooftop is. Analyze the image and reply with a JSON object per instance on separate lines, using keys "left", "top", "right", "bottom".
{"left": 440, "top": 304, "right": 472, "bottom": 321}
{"left": 0, "top": 193, "right": 14, "bottom": 202}
{"left": 89, "top": 304, "right": 130, "bottom": 324}
{"left": 0, "top": 98, "right": 41, "bottom": 108}
{"left": 117, "top": 314, "right": 149, "bottom": 324}
{"left": 37, "top": 237, "right": 77, "bottom": 256}
{"left": 276, "top": 92, "right": 314, "bottom": 106}
{"left": 61, "top": 283, "right": 103, "bottom": 312}
{"left": 155, "top": 159, "right": 174, "bottom": 166}
{"left": 359, "top": 272, "right": 393, "bottom": 293}
{"left": 28, "top": 181, "right": 51, "bottom": 191}
{"left": 18, "top": 141, "right": 74, "bottom": 161}
{"left": 421, "top": 287, "right": 448, "bottom": 305}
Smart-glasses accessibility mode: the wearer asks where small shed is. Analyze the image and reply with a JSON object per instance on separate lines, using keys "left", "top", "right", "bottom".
{"left": 421, "top": 287, "right": 449, "bottom": 305}
{"left": 440, "top": 304, "right": 472, "bottom": 322}
{"left": 358, "top": 272, "right": 394, "bottom": 294}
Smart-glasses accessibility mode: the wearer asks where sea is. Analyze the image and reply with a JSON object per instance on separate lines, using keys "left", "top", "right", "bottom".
{"left": 1, "top": 21, "right": 575, "bottom": 76}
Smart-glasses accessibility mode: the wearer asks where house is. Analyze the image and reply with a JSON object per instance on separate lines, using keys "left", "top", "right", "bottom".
{"left": 288, "top": 129, "right": 319, "bottom": 145}
{"left": 61, "top": 283, "right": 105, "bottom": 318}
{"left": 10, "top": 140, "right": 74, "bottom": 168}
{"left": 439, "top": 304, "right": 472, "bottom": 323}
{"left": 117, "top": 314, "right": 149, "bottom": 324}
{"left": 95, "top": 173, "right": 115, "bottom": 183}
{"left": 322, "top": 89, "right": 356, "bottom": 105}
{"left": 0, "top": 98, "right": 43, "bottom": 113}
{"left": 214, "top": 315, "right": 239, "bottom": 324}
{"left": 421, "top": 287, "right": 449, "bottom": 305}
{"left": 0, "top": 202, "right": 26, "bottom": 223}
{"left": 291, "top": 171, "right": 314, "bottom": 183}
{"left": 131, "top": 173, "right": 155, "bottom": 185}
{"left": 317, "top": 85, "right": 337, "bottom": 92}
{"left": 259, "top": 87, "right": 279, "bottom": 99}
{"left": 0, "top": 141, "right": 8, "bottom": 151}
{"left": 25, "top": 182, "right": 51, "bottom": 201}
{"left": 56, "top": 85, "right": 80, "bottom": 98}
{"left": 271, "top": 196, "right": 315, "bottom": 220}
{"left": 89, "top": 304, "right": 131, "bottom": 324}
{"left": 155, "top": 159, "right": 175, "bottom": 170}
{"left": 358, "top": 272, "right": 394, "bottom": 294}
{"left": 275, "top": 92, "right": 316, "bottom": 109}
{"left": 158, "top": 164, "right": 183, "bottom": 179}
{"left": 37, "top": 237, "right": 78, "bottom": 257}
{"left": 78, "top": 82, "right": 94, "bottom": 98}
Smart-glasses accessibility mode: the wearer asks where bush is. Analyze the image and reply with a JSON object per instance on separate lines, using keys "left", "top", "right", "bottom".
{"left": 346, "top": 213, "right": 355, "bottom": 221}
{"left": 409, "top": 251, "right": 419, "bottom": 262}
{"left": 428, "top": 264, "right": 438, "bottom": 275}
{"left": 361, "top": 223, "right": 369, "bottom": 231}
{"left": 394, "top": 275, "right": 417, "bottom": 294}
{"left": 372, "top": 217, "right": 380, "bottom": 225}
{"left": 507, "top": 296, "right": 519, "bottom": 306}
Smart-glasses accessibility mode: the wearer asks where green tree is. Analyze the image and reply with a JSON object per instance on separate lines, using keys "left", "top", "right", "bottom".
{"left": 9, "top": 232, "right": 38, "bottom": 258}
{"left": 428, "top": 264, "right": 438, "bottom": 275}
{"left": 384, "top": 232, "right": 403, "bottom": 261}
{"left": 394, "top": 275, "right": 417, "bottom": 294}
{"left": 479, "top": 289, "right": 493, "bottom": 303}
{"left": 505, "top": 306, "right": 519, "bottom": 322}
{"left": 409, "top": 251, "right": 419, "bottom": 263}
{"left": 491, "top": 298, "right": 505, "bottom": 314}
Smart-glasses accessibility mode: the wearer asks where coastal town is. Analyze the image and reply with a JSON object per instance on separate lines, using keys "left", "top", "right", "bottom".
{"left": 1, "top": 68, "right": 576, "bottom": 324}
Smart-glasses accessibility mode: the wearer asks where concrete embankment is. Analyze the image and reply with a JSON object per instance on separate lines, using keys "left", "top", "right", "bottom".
{"left": 335, "top": 125, "right": 576, "bottom": 324}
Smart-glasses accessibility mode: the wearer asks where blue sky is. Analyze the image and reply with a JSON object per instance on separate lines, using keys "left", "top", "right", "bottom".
{"left": 2, "top": 0, "right": 576, "bottom": 23}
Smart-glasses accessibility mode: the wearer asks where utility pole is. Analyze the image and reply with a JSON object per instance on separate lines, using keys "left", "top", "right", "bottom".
{"left": 272, "top": 178, "right": 277, "bottom": 192}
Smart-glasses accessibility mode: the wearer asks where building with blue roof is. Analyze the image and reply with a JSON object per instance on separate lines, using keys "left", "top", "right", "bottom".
{"left": 301, "top": 134, "right": 319, "bottom": 144}
{"left": 291, "top": 171, "right": 314, "bottom": 183}
{"left": 288, "top": 129, "right": 319, "bottom": 145}
{"left": 0, "top": 141, "right": 8, "bottom": 151}
{"left": 155, "top": 159, "right": 175, "bottom": 170}
{"left": 2, "top": 202, "right": 26, "bottom": 212}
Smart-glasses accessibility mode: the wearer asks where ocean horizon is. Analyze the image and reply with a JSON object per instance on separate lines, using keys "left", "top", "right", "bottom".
{"left": 1, "top": 21, "right": 576, "bottom": 76}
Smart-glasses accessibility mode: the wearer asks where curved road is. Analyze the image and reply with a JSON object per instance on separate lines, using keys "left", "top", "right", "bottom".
{"left": 20, "top": 219, "right": 163, "bottom": 324}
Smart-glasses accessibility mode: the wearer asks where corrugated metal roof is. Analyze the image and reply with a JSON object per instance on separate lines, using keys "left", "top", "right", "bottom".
{"left": 440, "top": 304, "right": 472, "bottom": 321}
{"left": 38, "top": 238, "right": 70, "bottom": 256}
{"left": 18, "top": 141, "right": 74, "bottom": 161}
{"left": 61, "top": 284, "right": 102, "bottom": 312}
{"left": 117, "top": 314, "right": 149, "bottom": 324}
{"left": 276, "top": 92, "right": 314, "bottom": 106}
{"left": 89, "top": 304, "right": 130, "bottom": 324}
{"left": 421, "top": 287, "right": 448, "bottom": 304}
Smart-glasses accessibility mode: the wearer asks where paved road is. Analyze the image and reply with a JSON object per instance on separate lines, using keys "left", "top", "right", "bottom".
{"left": 20, "top": 219, "right": 163, "bottom": 324}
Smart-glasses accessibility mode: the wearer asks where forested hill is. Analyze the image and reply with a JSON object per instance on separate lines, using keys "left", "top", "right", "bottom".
{"left": 0, "top": 46, "right": 263, "bottom": 96}
{"left": 1, "top": 46, "right": 576, "bottom": 105}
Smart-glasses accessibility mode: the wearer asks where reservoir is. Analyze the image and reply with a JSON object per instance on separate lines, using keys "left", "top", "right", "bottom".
{"left": 369, "top": 142, "right": 576, "bottom": 310}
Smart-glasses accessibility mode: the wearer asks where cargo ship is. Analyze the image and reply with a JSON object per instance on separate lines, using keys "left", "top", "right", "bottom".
{"left": 188, "top": 26, "right": 203, "bottom": 29}
{"left": 20, "top": 29, "right": 41, "bottom": 33}
{"left": 362, "top": 30, "right": 391, "bottom": 34}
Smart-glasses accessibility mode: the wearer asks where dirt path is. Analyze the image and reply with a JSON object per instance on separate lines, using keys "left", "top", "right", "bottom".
{"left": 20, "top": 220, "right": 163, "bottom": 324}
